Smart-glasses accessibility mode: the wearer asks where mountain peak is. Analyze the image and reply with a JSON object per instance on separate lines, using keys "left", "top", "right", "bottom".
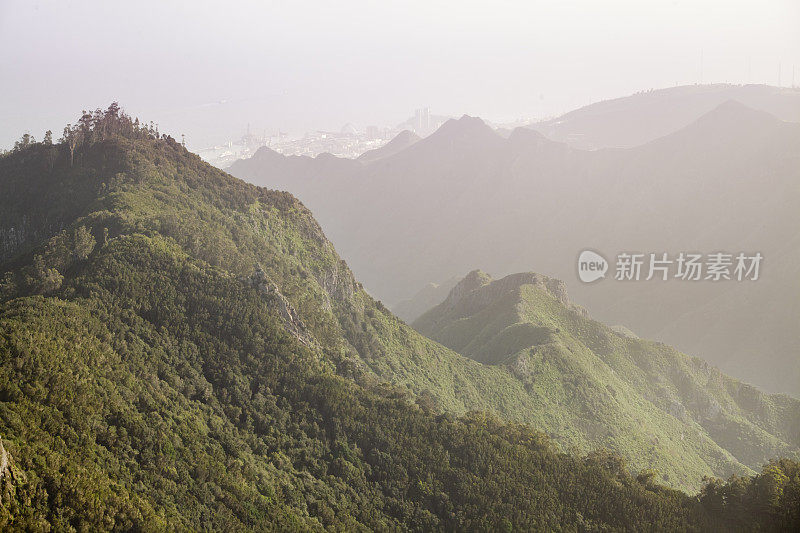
{"left": 433, "top": 115, "right": 497, "bottom": 140}
{"left": 251, "top": 145, "right": 284, "bottom": 160}
{"left": 525, "top": 84, "right": 800, "bottom": 149}
{"left": 358, "top": 129, "right": 421, "bottom": 163}
{"left": 696, "top": 99, "right": 778, "bottom": 125}
{"left": 444, "top": 269, "right": 492, "bottom": 305}
{"left": 389, "top": 129, "right": 421, "bottom": 145}
{"left": 643, "top": 99, "right": 786, "bottom": 150}
{"left": 434, "top": 270, "right": 576, "bottom": 316}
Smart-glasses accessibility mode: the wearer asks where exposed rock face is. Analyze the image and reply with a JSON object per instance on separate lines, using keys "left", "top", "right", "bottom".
{"left": 0, "top": 438, "right": 9, "bottom": 481}
{"left": 317, "top": 257, "right": 357, "bottom": 311}
{"left": 295, "top": 213, "right": 359, "bottom": 312}
{"left": 248, "top": 266, "right": 317, "bottom": 348}
{"left": 0, "top": 435, "right": 22, "bottom": 506}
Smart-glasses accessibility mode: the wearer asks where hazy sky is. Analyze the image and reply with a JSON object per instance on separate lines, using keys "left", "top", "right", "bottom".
{"left": 1, "top": 0, "right": 798, "bottom": 149}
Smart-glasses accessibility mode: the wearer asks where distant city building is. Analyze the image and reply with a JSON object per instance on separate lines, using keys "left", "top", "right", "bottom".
{"left": 413, "top": 107, "right": 431, "bottom": 134}
{"left": 196, "top": 108, "right": 452, "bottom": 169}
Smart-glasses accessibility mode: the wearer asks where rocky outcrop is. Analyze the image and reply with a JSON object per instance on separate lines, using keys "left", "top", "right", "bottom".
{"left": 0, "top": 437, "right": 9, "bottom": 481}
{"left": 316, "top": 257, "right": 357, "bottom": 311}
{"left": 248, "top": 266, "right": 318, "bottom": 349}
{"left": 292, "top": 209, "right": 359, "bottom": 312}
{"left": 0, "top": 435, "right": 22, "bottom": 506}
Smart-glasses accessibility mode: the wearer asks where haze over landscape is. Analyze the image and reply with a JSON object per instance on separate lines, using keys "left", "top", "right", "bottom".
{"left": 2, "top": 0, "right": 799, "bottom": 150}
{"left": 1, "top": 1, "right": 799, "bottom": 531}
{"left": 230, "top": 85, "right": 800, "bottom": 396}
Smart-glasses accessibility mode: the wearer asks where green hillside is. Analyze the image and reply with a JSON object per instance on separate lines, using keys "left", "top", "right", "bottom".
{"left": 0, "top": 112, "right": 745, "bottom": 492}
{"left": 0, "top": 107, "right": 797, "bottom": 530}
{"left": 414, "top": 271, "right": 800, "bottom": 486}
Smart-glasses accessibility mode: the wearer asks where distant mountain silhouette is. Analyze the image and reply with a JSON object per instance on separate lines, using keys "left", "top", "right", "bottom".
{"left": 528, "top": 83, "right": 800, "bottom": 149}
{"left": 358, "top": 130, "right": 420, "bottom": 163}
{"left": 229, "top": 99, "right": 800, "bottom": 395}
{"left": 393, "top": 275, "right": 459, "bottom": 322}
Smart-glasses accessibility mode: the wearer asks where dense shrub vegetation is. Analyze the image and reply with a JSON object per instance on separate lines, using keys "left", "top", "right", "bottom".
{"left": 0, "top": 106, "right": 797, "bottom": 531}
{"left": 413, "top": 272, "right": 800, "bottom": 489}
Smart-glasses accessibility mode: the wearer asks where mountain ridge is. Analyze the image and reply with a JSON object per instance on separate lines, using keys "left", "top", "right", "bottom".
{"left": 528, "top": 84, "right": 800, "bottom": 149}
{"left": 2, "top": 106, "right": 798, "bottom": 529}
{"left": 358, "top": 130, "right": 421, "bottom": 163}
{"left": 229, "top": 99, "right": 800, "bottom": 396}
{"left": 414, "top": 270, "right": 800, "bottom": 471}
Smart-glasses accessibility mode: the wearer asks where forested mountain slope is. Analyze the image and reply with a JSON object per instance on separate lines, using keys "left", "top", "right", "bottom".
{"left": 229, "top": 101, "right": 800, "bottom": 397}
{"left": 226, "top": 114, "right": 800, "bottom": 491}
{"left": 415, "top": 271, "right": 800, "bottom": 478}
{"left": 0, "top": 107, "right": 798, "bottom": 530}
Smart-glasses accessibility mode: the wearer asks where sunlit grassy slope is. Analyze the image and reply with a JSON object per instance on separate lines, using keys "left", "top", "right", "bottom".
{"left": 412, "top": 271, "right": 800, "bottom": 490}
